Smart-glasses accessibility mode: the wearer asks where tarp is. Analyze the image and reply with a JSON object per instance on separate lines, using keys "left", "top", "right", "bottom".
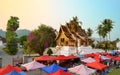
{"left": 113, "top": 56, "right": 120, "bottom": 61}
{"left": 86, "top": 62, "right": 108, "bottom": 71}
{"left": 81, "top": 57, "right": 96, "bottom": 63}
{"left": 5, "top": 70, "right": 26, "bottom": 75}
{"left": 34, "top": 55, "right": 55, "bottom": 61}
{"left": 67, "top": 54, "right": 78, "bottom": 59}
{"left": 47, "top": 69, "right": 72, "bottom": 75}
{"left": 21, "top": 61, "right": 46, "bottom": 71}
{"left": 0, "top": 64, "right": 21, "bottom": 75}
{"left": 100, "top": 56, "right": 111, "bottom": 60}
{"left": 55, "top": 55, "right": 69, "bottom": 60}
{"left": 41, "top": 63, "right": 67, "bottom": 73}
{"left": 93, "top": 56, "right": 103, "bottom": 62}
{"left": 106, "top": 55, "right": 114, "bottom": 59}
{"left": 68, "top": 64, "right": 96, "bottom": 75}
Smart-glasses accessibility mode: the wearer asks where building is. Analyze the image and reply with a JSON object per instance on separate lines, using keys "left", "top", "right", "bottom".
{"left": 55, "top": 25, "right": 93, "bottom": 46}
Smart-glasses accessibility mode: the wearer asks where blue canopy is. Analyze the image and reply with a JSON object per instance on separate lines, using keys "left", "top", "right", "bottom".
{"left": 41, "top": 63, "right": 67, "bottom": 73}
{"left": 5, "top": 70, "right": 26, "bottom": 75}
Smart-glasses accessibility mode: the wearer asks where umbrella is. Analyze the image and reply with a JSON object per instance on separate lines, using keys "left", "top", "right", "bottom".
{"left": 0, "top": 64, "right": 21, "bottom": 75}
{"left": 21, "top": 61, "right": 46, "bottom": 71}
{"left": 47, "top": 69, "right": 72, "bottom": 75}
{"left": 5, "top": 70, "right": 26, "bottom": 75}
{"left": 41, "top": 63, "right": 67, "bottom": 73}
{"left": 68, "top": 64, "right": 96, "bottom": 75}
{"left": 86, "top": 62, "right": 108, "bottom": 71}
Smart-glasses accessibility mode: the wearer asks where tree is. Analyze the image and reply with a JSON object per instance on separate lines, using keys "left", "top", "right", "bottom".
{"left": 102, "top": 19, "right": 114, "bottom": 41}
{"left": 87, "top": 28, "right": 93, "bottom": 37}
{"left": 66, "top": 16, "right": 83, "bottom": 54}
{"left": 19, "top": 35, "right": 27, "bottom": 47}
{"left": 5, "top": 16, "right": 19, "bottom": 55}
{"left": 97, "top": 25, "right": 103, "bottom": 41}
{"left": 26, "top": 24, "right": 56, "bottom": 55}
{"left": 47, "top": 48, "right": 53, "bottom": 56}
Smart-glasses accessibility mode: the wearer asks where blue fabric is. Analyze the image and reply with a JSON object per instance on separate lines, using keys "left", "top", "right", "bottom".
{"left": 110, "top": 51, "right": 116, "bottom": 55}
{"left": 100, "top": 55, "right": 110, "bottom": 60}
{"left": 5, "top": 70, "right": 26, "bottom": 75}
{"left": 41, "top": 63, "right": 67, "bottom": 73}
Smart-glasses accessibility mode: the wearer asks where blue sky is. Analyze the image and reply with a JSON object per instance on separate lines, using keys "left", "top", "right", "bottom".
{"left": 0, "top": 0, "right": 120, "bottom": 40}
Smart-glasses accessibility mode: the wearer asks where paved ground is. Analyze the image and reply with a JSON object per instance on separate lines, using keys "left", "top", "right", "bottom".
{"left": 0, "top": 46, "right": 46, "bottom": 75}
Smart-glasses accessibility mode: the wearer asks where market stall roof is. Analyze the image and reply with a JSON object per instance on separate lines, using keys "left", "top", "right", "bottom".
{"left": 68, "top": 64, "right": 96, "bottom": 75}
{"left": 41, "top": 63, "right": 67, "bottom": 73}
{"left": 0, "top": 64, "right": 21, "bottom": 75}
{"left": 47, "top": 69, "right": 72, "bottom": 75}
{"left": 21, "top": 61, "right": 46, "bottom": 71}
{"left": 86, "top": 62, "right": 108, "bottom": 71}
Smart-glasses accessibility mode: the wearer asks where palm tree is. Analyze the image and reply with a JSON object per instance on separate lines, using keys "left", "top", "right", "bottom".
{"left": 102, "top": 19, "right": 114, "bottom": 41}
{"left": 97, "top": 24, "right": 103, "bottom": 41}
{"left": 87, "top": 28, "right": 93, "bottom": 38}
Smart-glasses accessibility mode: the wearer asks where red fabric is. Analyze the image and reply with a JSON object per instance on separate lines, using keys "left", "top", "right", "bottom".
{"left": 94, "top": 56, "right": 104, "bottom": 62}
{"left": 67, "top": 54, "right": 78, "bottom": 59}
{"left": 0, "top": 64, "right": 21, "bottom": 75}
{"left": 100, "top": 52, "right": 109, "bottom": 55}
{"left": 113, "top": 56, "right": 120, "bottom": 61}
{"left": 34, "top": 55, "right": 55, "bottom": 61}
{"left": 47, "top": 69, "right": 72, "bottom": 75}
{"left": 55, "top": 55, "right": 69, "bottom": 60}
{"left": 106, "top": 55, "right": 114, "bottom": 59}
{"left": 84, "top": 53, "right": 95, "bottom": 57}
{"left": 86, "top": 62, "right": 108, "bottom": 71}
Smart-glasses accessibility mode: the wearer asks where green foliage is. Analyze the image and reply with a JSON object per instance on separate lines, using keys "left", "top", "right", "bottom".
{"left": 96, "top": 41, "right": 116, "bottom": 51}
{"left": 5, "top": 16, "right": 19, "bottom": 55}
{"left": 47, "top": 48, "right": 53, "bottom": 56}
{"left": 26, "top": 24, "right": 56, "bottom": 55}
{"left": 87, "top": 28, "right": 93, "bottom": 37}
{"left": 7, "top": 16, "right": 19, "bottom": 31}
{"left": 97, "top": 19, "right": 114, "bottom": 41}
{"left": 19, "top": 35, "right": 27, "bottom": 46}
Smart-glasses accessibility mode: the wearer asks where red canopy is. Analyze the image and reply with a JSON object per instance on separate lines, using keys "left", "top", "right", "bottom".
{"left": 47, "top": 69, "right": 72, "bottom": 75}
{"left": 113, "top": 56, "right": 120, "bottom": 61}
{"left": 34, "top": 55, "right": 55, "bottom": 61}
{"left": 94, "top": 56, "right": 104, "bottom": 62}
{"left": 86, "top": 62, "right": 108, "bottom": 71}
{"left": 55, "top": 55, "right": 69, "bottom": 60}
{"left": 106, "top": 55, "right": 114, "bottom": 59}
{"left": 67, "top": 54, "right": 78, "bottom": 59}
{"left": 84, "top": 53, "right": 95, "bottom": 57}
{"left": 0, "top": 64, "right": 21, "bottom": 75}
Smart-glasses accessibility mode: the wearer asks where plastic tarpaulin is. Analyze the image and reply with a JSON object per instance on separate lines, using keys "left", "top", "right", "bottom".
{"left": 68, "top": 64, "right": 96, "bottom": 75}
{"left": 86, "top": 62, "right": 108, "bottom": 70}
{"left": 5, "top": 70, "right": 26, "bottom": 75}
{"left": 81, "top": 57, "right": 96, "bottom": 63}
{"left": 34, "top": 55, "right": 55, "bottom": 61}
{"left": 41, "top": 63, "right": 67, "bottom": 73}
{"left": 21, "top": 61, "right": 46, "bottom": 71}
{"left": 47, "top": 69, "right": 72, "bottom": 75}
{"left": 0, "top": 64, "right": 21, "bottom": 75}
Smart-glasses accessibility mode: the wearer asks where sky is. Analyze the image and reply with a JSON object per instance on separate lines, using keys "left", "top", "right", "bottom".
{"left": 0, "top": 0, "right": 120, "bottom": 40}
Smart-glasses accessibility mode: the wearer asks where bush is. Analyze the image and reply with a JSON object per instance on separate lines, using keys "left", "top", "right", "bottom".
{"left": 47, "top": 48, "right": 53, "bottom": 56}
